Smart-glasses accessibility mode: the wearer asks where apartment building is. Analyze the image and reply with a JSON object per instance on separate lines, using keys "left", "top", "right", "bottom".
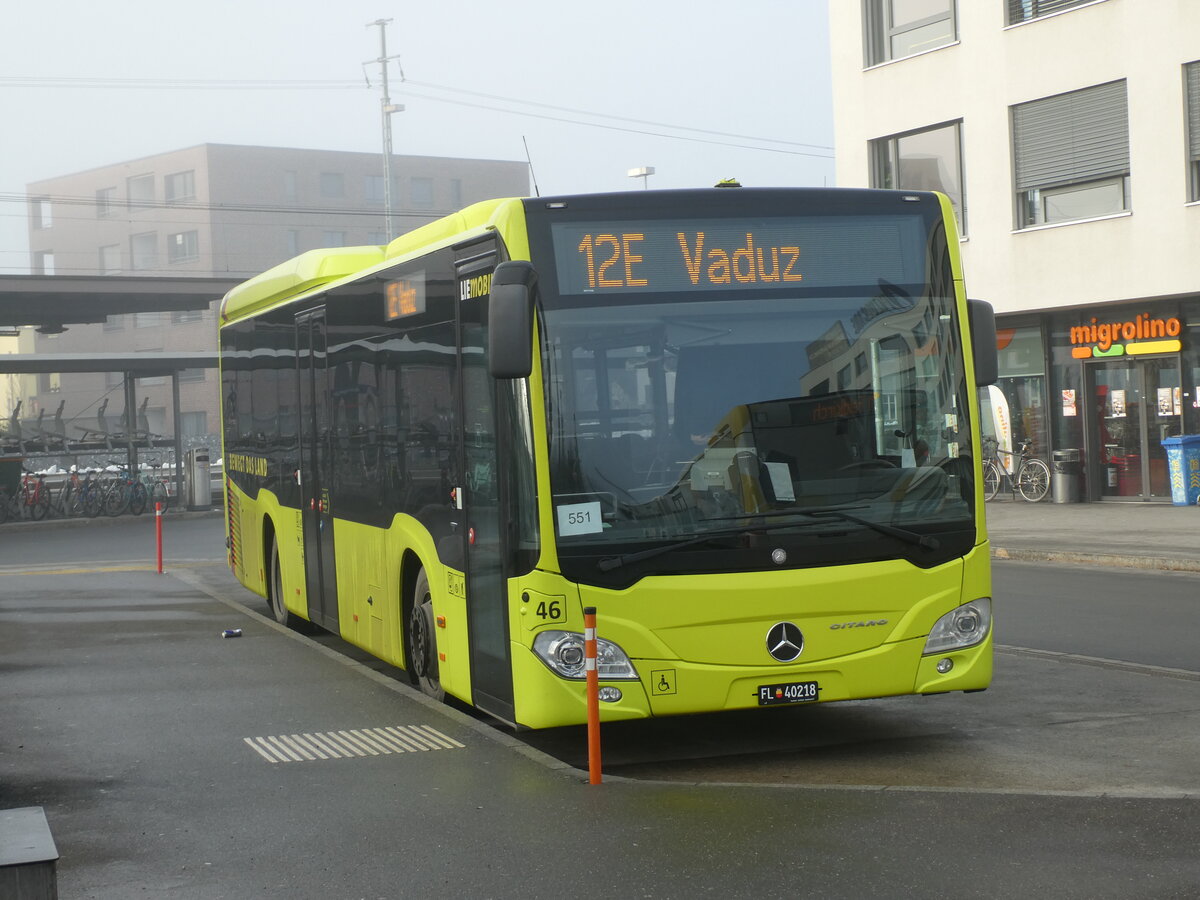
{"left": 830, "top": 0, "right": 1200, "bottom": 501}
{"left": 20, "top": 144, "right": 529, "bottom": 451}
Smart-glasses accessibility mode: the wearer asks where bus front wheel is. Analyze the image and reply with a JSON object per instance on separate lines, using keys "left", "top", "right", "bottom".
{"left": 408, "top": 569, "right": 445, "bottom": 701}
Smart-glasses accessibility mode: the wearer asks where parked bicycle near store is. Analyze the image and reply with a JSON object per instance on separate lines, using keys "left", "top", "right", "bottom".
{"left": 982, "top": 436, "right": 1051, "bottom": 502}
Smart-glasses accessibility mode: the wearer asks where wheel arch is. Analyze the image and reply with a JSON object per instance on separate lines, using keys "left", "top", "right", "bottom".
{"left": 399, "top": 548, "right": 424, "bottom": 672}
{"left": 261, "top": 513, "right": 279, "bottom": 603}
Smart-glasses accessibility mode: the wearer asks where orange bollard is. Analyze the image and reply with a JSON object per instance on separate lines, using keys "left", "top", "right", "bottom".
{"left": 584, "top": 606, "right": 602, "bottom": 784}
{"left": 155, "top": 501, "right": 163, "bottom": 573}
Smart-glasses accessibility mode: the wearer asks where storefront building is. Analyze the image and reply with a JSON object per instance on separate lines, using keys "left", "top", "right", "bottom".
{"left": 993, "top": 299, "right": 1200, "bottom": 501}
{"left": 829, "top": 1, "right": 1200, "bottom": 504}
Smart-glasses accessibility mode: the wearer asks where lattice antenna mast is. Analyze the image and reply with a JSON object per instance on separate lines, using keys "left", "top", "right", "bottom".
{"left": 367, "top": 19, "right": 405, "bottom": 240}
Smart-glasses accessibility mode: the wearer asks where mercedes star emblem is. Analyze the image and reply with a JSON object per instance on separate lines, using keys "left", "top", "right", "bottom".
{"left": 766, "top": 621, "right": 804, "bottom": 662}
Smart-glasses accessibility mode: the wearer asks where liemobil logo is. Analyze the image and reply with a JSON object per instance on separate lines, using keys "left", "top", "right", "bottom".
{"left": 459, "top": 273, "right": 492, "bottom": 301}
{"left": 766, "top": 622, "right": 804, "bottom": 662}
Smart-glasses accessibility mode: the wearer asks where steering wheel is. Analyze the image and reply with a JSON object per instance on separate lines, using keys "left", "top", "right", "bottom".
{"left": 838, "top": 459, "right": 897, "bottom": 472}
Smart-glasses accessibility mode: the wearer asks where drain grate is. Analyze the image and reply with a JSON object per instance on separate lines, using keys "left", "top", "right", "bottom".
{"left": 244, "top": 725, "right": 465, "bottom": 763}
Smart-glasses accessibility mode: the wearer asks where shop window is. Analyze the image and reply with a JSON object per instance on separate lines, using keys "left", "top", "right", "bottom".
{"left": 981, "top": 323, "right": 1048, "bottom": 464}
{"left": 1013, "top": 81, "right": 1130, "bottom": 228}
{"left": 1182, "top": 300, "right": 1200, "bottom": 436}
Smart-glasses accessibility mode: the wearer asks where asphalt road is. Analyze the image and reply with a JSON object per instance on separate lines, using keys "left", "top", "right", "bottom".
{"left": 2, "top": 516, "right": 1199, "bottom": 897}
{"left": 992, "top": 559, "right": 1200, "bottom": 671}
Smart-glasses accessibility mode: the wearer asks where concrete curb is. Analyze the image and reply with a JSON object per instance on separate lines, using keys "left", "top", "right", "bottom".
{"left": 992, "top": 546, "right": 1200, "bottom": 572}
{"left": 0, "top": 507, "right": 223, "bottom": 531}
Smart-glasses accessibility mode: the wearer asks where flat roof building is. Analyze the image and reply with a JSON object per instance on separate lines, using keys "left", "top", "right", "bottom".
{"left": 14, "top": 144, "right": 528, "bottom": 455}
{"left": 830, "top": 1, "right": 1200, "bottom": 502}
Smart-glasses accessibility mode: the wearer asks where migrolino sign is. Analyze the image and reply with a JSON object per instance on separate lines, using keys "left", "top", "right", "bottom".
{"left": 1070, "top": 314, "right": 1182, "bottom": 359}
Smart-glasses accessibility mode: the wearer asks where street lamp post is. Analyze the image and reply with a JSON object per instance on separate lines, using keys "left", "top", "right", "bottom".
{"left": 627, "top": 166, "right": 655, "bottom": 189}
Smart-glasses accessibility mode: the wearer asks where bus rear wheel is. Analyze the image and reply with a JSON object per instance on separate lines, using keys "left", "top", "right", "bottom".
{"left": 269, "top": 538, "right": 300, "bottom": 629}
{"left": 408, "top": 568, "right": 444, "bottom": 701}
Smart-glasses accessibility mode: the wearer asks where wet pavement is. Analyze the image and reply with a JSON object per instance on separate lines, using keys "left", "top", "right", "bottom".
{"left": 1, "top": 504, "right": 1198, "bottom": 896}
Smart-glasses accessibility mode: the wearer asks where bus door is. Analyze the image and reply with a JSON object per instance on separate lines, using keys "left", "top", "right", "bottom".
{"left": 296, "top": 307, "right": 339, "bottom": 630}
{"left": 456, "top": 246, "right": 515, "bottom": 721}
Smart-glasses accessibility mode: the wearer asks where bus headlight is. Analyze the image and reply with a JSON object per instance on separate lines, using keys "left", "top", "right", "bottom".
{"left": 923, "top": 598, "right": 991, "bottom": 655}
{"left": 533, "top": 630, "right": 639, "bottom": 680}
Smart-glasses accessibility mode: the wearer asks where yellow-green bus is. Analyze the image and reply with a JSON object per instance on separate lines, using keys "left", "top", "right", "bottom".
{"left": 219, "top": 187, "right": 998, "bottom": 729}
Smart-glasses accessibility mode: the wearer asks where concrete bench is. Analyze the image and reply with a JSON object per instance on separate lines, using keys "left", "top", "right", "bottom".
{"left": 0, "top": 807, "right": 59, "bottom": 899}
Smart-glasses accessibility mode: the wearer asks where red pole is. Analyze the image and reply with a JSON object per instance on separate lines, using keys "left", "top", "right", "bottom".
{"left": 584, "top": 606, "right": 602, "bottom": 785}
{"left": 155, "top": 501, "right": 163, "bottom": 574}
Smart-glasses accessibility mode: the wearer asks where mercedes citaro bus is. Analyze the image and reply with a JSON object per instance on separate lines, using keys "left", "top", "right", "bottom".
{"left": 219, "top": 187, "right": 998, "bottom": 729}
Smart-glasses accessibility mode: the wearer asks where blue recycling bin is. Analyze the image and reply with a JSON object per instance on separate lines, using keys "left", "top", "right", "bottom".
{"left": 1160, "top": 435, "right": 1200, "bottom": 506}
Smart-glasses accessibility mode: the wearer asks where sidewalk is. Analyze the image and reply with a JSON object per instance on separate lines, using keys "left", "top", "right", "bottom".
{"left": 985, "top": 497, "right": 1200, "bottom": 571}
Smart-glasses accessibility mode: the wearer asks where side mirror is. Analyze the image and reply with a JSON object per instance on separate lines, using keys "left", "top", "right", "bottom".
{"left": 488, "top": 261, "right": 537, "bottom": 379}
{"left": 967, "top": 299, "right": 998, "bottom": 387}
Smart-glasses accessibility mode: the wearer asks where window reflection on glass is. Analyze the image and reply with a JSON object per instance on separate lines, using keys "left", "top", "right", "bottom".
{"left": 871, "top": 122, "right": 966, "bottom": 235}
{"left": 865, "top": 0, "right": 955, "bottom": 66}
{"left": 1040, "top": 178, "right": 1126, "bottom": 224}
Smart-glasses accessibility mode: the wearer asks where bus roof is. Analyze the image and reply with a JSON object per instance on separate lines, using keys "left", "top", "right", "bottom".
{"left": 219, "top": 197, "right": 521, "bottom": 325}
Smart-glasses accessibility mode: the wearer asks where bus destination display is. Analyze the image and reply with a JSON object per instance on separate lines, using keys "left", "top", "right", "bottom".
{"left": 550, "top": 216, "right": 925, "bottom": 296}
{"left": 384, "top": 271, "right": 426, "bottom": 321}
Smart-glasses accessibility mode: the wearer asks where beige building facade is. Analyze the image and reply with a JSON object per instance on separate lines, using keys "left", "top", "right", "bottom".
{"left": 830, "top": 1, "right": 1200, "bottom": 502}
{"left": 17, "top": 144, "right": 528, "bottom": 456}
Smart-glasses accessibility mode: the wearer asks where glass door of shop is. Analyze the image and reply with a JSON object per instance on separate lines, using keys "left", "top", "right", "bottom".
{"left": 1087, "top": 357, "right": 1182, "bottom": 500}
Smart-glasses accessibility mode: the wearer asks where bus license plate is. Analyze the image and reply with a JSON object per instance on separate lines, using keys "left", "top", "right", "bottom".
{"left": 758, "top": 681, "right": 819, "bottom": 706}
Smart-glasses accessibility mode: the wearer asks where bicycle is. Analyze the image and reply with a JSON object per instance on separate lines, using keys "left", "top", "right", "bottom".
{"left": 99, "top": 465, "right": 147, "bottom": 517}
{"left": 141, "top": 457, "right": 174, "bottom": 514}
{"left": 1, "top": 468, "right": 52, "bottom": 522}
{"left": 982, "top": 436, "right": 1051, "bottom": 502}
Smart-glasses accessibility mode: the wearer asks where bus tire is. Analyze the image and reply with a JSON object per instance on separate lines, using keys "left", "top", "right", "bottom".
{"left": 268, "top": 537, "right": 301, "bottom": 630}
{"left": 408, "top": 568, "right": 444, "bottom": 701}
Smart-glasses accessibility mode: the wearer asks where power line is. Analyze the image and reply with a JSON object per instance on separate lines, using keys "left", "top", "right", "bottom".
{"left": 0, "top": 191, "right": 451, "bottom": 220}
{"left": 0, "top": 75, "right": 363, "bottom": 91}
{"left": 403, "top": 78, "right": 833, "bottom": 152}
{"left": 2, "top": 74, "right": 831, "bottom": 157}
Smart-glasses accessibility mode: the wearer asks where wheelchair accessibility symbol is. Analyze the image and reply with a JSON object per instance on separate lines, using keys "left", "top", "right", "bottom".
{"left": 651, "top": 669, "right": 676, "bottom": 696}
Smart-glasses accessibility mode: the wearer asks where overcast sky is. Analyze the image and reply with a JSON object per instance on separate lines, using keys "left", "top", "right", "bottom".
{"left": 0, "top": 0, "right": 834, "bottom": 276}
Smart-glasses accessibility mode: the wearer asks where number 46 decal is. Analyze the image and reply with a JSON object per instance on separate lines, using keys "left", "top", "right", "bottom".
{"left": 525, "top": 592, "right": 567, "bottom": 629}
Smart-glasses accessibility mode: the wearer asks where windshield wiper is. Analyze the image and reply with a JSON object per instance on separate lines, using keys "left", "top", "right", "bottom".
{"left": 596, "top": 508, "right": 938, "bottom": 572}
{"left": 596, "top": 519, "right": 811, "bottom": 572}
{"left": 805, "top": 509, "right": 939, "bottom": 551}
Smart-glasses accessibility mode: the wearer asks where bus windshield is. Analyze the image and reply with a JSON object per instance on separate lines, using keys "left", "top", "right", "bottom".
{"left": 542, "top": 288, "right": 975, "bottom": 564}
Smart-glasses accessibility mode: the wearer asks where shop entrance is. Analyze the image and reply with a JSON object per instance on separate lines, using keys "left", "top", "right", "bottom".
{"left": 1086, "top": 356, "right": 1182, "bottom": 500}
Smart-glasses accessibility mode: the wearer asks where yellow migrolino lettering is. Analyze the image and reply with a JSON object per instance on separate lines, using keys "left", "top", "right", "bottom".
{"left": 676, "top": 232, "right": 802, "bottom": 286}
{"left": 1070, "top": 315, "right": 1181, "bottom": 352}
